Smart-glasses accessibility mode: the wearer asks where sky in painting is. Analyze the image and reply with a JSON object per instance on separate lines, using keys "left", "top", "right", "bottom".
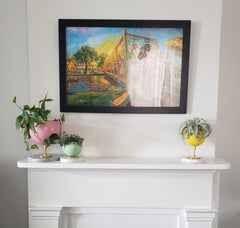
{"left": 66, "top": 26, "right": 183, "bottom": 59}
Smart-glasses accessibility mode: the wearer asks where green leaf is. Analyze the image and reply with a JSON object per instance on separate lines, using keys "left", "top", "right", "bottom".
{"left": 44, "top": 133, "right": 59, "bottom": 147}
{"left": 23, "top": 105, "right": 30, "bottom": 110}
{"left": 15, "top": 115, "right": 23, "bottom": 129}
{"left": 30, "top": 105, "right": 36, "bottom": 112}
{"left": 61, "top": 113, "right": 65, "bottom": 122}
{"left": 36, "top": 116, "right": 45, "bottom": 125}
{"left": 41, "top": 100, "right": 46, "bottom": 110}
{"left": 50, "top": 133, "right": 59, "bottom": 141}
{"left": 42, "top": 110, "right": 51, "bottom": 120}
{"left": 24, "top": 128, "right": 30, "bottom": 139}
{"left": 44, "top": 138, "right": 51, "bottom": 147}
{"left": 29, "top": 121, "right": 36, "bottom": 133}
{"left": 12, "top": 96, "right": 16, "bottom": 103}
{"left": 39, "top": 93, "right": 52, "bottom": 110}
{"left": 22, "top": 111, "right": 29, "bottom": 122}
{"left": 31, "top": 144, "right": 39, "bottom": 149}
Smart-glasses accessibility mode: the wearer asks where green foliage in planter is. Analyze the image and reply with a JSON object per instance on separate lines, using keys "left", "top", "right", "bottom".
{"left": 44, "top": 133, "right": 60, "bottom": 148}
{"left": 179, "top": 117, "right": 212, "bottom": 140}
{"left": 59, "top": 132, "right": 84, "bottom": 146}
{"left": 12, "top": 94, "right": 65, "bottom": 151}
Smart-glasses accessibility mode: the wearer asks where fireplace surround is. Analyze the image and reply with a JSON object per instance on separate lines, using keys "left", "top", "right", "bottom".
{"left": 18, "top": 157, "right": 230, "bottom": 228}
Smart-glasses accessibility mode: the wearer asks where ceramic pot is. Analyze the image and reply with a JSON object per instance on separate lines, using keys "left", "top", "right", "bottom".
{"left": 29, "top": 120, "right": 61, "bottom": 145}
{"left": 184, "top": 132, "right": 205, "bottom": 160}
{"left": 185, "top": 132, "right": 205, "bottom": 147}
{"left": 62, "top": 143, "right": 82, "bottom": 157}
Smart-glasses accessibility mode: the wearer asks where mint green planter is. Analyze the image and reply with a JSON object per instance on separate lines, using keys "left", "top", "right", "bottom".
{"left": 62, "top": 143, "right": 82, "bottom": 157}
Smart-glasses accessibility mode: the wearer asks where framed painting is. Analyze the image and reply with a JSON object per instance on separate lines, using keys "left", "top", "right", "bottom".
{"left": 59, "top": 19, "right": 191, "bottom": 113}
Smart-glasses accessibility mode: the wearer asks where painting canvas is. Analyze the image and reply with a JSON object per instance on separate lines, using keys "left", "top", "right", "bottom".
{"left": 59, "top": 19, "right": 190, "bottom": 113}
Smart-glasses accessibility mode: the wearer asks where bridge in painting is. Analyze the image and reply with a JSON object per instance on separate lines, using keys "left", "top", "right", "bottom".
{"left": 102, "top": 29, "right": 158, "bottom": 106}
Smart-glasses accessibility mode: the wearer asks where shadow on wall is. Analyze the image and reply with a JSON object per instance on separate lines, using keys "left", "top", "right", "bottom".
{"left": 218, "top": 154, "right": 240, "bottom": 228}
{"left": 0, "top": 162, "right": 28, "bottom": 227}
{"left": 219, "top": 203, "right": 240, "bottom": 228}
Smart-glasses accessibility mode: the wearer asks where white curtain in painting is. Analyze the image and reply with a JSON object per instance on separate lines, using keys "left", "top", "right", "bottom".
{"left": 128, "top": 46, "right": 181, "bottom": 107}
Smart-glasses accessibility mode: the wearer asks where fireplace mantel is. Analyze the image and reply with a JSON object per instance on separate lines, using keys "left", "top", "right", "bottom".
{"left": 18, "top": 157, "right": 229, "bottom": 170}
{"left": 18, "top": 157, "right": 230, "bottom": 228}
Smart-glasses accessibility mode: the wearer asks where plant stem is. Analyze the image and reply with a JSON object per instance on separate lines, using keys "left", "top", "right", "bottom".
{"left": 20, "top": 128, "right": 30, "bottom": 151}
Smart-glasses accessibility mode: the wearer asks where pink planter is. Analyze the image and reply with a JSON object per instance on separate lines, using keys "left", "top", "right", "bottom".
{"left": 29, "top": 120, "right": 61, "bottom": 145}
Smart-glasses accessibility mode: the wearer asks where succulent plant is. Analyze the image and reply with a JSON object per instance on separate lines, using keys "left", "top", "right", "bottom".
{"left": 179, "top": 117, "right": 212, "bottom": 140}
{"left": 59, "top": 131, "right": 84, "bottom": 146}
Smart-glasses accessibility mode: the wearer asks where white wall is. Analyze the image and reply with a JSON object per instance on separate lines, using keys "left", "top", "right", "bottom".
{"left": 27, "top": 0, "right": 222, "bottom": 159}
{"left": 0, "top": 0, "right": 29, "bottom": 227}
{"left": 3, "top": 0, "right": 238, "bottom": 228}
{"left": 216, "top": 0, "right": 240, "bottom": 227}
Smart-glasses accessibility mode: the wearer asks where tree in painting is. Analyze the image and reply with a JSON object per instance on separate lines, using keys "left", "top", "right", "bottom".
{"left": 97, "top": 53, "right": 107, "bottom": 68}
{"left": 74, "top": 46, "right": 98, "bottom": 74}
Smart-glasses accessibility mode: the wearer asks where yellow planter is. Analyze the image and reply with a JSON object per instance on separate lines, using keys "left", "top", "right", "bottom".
{"left": 185, "top": 132, "right": 205, "bottom": 159}
{"left": 185, "top": 133, "right": 205, "bottom": 147}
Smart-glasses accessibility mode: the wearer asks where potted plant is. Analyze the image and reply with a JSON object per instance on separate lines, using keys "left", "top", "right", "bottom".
{"left": 12, "top": 94, "right": 65, "bottom": 158}
{"left": 59, "top": 132, "right": 84, "bottom": 158}
{"left": 179, "top": 117, "right": 212, "bottom": 160}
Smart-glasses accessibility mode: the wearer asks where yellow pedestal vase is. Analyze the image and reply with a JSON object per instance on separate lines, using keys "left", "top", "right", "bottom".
{"left": 179, "top": 118, "right": 212, "bottom": 161}
{"left": 185, "top": 133, "right": 205, "bottom": 159}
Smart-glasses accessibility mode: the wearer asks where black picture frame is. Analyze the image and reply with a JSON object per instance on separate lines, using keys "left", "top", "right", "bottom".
{"left": 59, "top": 19, "right": 190, "bottom": 113}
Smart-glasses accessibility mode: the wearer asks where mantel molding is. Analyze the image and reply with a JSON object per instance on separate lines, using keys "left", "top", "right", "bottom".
{"left": 22, "top": 157, "right": 230, "bottom": 228}
{"left": 17, "top": 157, "right": 230, "bottom": 170}
{"left": 184, "top": 208, "right": 217, "bottom": 221}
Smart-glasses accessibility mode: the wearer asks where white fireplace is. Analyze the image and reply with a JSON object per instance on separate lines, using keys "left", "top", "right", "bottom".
{"left": 18, "top": 157, "right": 230, "bottom": 228}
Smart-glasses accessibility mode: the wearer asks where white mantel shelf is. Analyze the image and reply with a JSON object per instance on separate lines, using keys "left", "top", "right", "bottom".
{"left": 17, "top": 157, "right": 230, "bottom": 170}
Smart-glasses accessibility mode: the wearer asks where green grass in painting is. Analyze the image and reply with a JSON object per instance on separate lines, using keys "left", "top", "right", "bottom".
{"left": 67, "top": 87, "right": 122, "bottom": 106}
